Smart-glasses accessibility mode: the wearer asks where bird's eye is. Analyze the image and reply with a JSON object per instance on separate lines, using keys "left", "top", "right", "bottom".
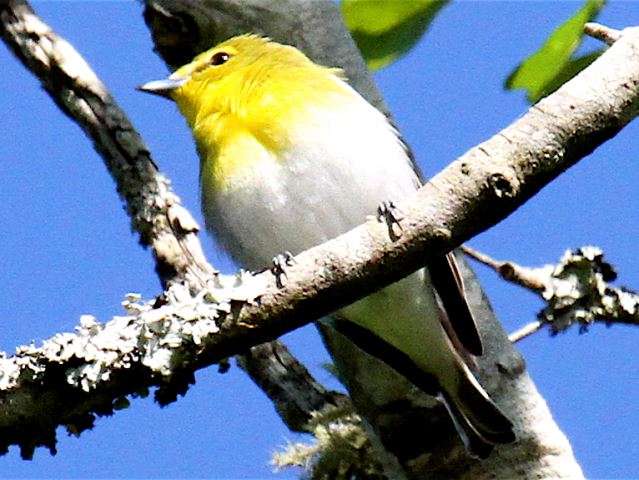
{"left": 210, "top": 52, "right": 231, "bottom": 66}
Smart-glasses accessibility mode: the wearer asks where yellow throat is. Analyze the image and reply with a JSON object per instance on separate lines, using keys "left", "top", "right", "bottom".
{"left": 165, "top": 35, "right": 348, "bottom": 192}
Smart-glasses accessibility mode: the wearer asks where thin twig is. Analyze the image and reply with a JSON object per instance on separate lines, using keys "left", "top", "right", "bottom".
{"left": 508, "top": 321, "right": 544, "bottom": 343}
{"left": 585, "top": 22, "right": 622, "bottom": 45}
{"left": 462, "top": 245, "right": 546, "bottom": 292}
{"left": 465, "top": 245, "right": 639, "bottom": 341}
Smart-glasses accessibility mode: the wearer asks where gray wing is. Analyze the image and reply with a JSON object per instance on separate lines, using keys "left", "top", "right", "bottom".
{"left": 428, "top": 252, "right": 483, "bottom": 356}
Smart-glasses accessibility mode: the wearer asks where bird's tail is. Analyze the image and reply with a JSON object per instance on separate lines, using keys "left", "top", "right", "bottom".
{"left": 440, "top": 365, "right": 516, "bottom": 458}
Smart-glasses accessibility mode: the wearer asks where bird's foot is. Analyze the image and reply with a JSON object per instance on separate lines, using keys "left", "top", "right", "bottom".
{"left": 377, "top": 200, "right": 403, "bottom": 241}
{"left": 270, "top": 251, "right": 295, "bottom": 287}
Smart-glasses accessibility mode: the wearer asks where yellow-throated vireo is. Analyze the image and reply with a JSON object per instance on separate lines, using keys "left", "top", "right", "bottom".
{"left": 139, "top": 34, "right": 515, "bottom": 457}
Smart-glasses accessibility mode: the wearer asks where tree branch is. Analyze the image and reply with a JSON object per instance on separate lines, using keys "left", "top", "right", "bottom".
{"left": 585, "top": 22, "right": 622, "bottom": 45}
{"left": 236, "top": 342, "right": 350, "bottom": 433}
{"left": 464, "top": 245, "right": 639, "bottom": 342}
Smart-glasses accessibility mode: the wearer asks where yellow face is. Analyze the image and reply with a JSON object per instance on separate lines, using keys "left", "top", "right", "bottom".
{"left": 165, "top": 35, "right": 345, "bottom": 128}
{"left": 167, "top": 36, "right": 255, "bottom": 123}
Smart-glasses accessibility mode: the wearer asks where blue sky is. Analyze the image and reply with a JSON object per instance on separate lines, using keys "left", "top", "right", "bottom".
{"left": 1, "top": 1, "right": 638, "bottom": 478}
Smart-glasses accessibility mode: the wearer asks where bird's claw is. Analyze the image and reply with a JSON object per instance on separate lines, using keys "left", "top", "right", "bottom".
{"left": 377, "top": 200, "right": 403, "bottom": 240}
{"left": 271, "top": 251, "right": 295, "bottom": 287}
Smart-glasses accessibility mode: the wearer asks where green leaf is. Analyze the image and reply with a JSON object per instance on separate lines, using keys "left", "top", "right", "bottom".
{"left": 505, "top": 0, "right": 606, "bottom": 103}
{"left": 342, "top": 0, "right": 449, "bottom": 70}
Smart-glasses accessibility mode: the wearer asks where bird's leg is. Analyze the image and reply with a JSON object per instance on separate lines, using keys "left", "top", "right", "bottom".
{"left": 377, "top": 200, "right": 403, "bottom": 241}
{"left": 270, "top": 251, "right": 295, "bottom": 288}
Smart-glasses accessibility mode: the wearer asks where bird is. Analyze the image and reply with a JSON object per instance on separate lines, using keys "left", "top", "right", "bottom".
{"left": 138, "top": 34, "right": 515, "bottom": 457}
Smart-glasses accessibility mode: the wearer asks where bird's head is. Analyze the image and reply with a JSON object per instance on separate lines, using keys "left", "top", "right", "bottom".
{"left": 138, "top": 34, "right": 342, "bottom": 129}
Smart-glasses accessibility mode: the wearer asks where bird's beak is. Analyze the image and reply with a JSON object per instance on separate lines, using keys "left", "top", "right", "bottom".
{"left": 137, "top": 75, "right": 188, "bottom": 99}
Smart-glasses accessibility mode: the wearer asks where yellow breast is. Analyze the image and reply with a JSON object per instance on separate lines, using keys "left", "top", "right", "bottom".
{"left": 195, "top": 113, "right": 282, "bottom": 194}
{"left": 192, "top": 78, "right": 349, "bottom": 194}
